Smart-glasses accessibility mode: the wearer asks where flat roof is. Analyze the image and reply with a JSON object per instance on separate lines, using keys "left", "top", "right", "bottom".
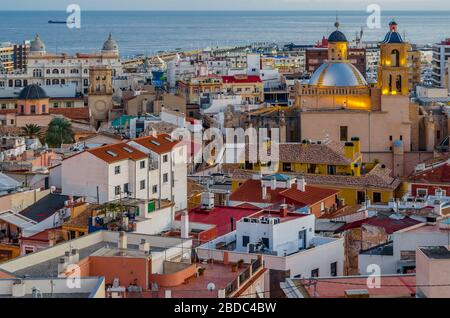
{"left": 13, "top": 241, "right": 166, "bottom": 278}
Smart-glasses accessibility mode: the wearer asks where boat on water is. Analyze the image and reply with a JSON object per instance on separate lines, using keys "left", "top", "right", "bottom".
{"left": 48, "top": 20, "right": 67, "bottom": 24}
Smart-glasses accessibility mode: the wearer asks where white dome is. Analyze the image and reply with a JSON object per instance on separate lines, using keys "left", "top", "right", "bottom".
{"left": 309, "top": 61, "right": 367, "bottom": 87}
{"left": 102, "top": 33, "right": 119, "bottom": 54}
{"left": 30, "top": 34, "right": 46, "bottom": 53}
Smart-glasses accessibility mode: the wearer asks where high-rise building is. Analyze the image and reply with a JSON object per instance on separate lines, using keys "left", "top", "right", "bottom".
{"left": 13, "top": 41, "right": 30, "bottom": 71}
{"left": 0, "top": 43, "right": 14, "bottom": 73}
{"left": 431, "top": 39, "right": 450, "bottom": 87}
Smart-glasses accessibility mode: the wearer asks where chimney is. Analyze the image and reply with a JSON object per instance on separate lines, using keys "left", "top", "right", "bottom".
{"left": 271, "top": 176, "right": 277, "bottom": 190}
{"left": 58, "top": 257, "right": 68, "bottom": 277}
{"left": 344, "top": 142, "right": 356, "bottom": 160}
{"left": 297, "top": 177, "right": 306, "bottom": 192}
{"left": 262, "top": 185, "right": 268, "bottom": 200}
{"left": 71, "top": 249, "right": 79, "bottom": 264}
{"left": 118, "top": 231, "right": 128, "bottom": 249}
{"left": 280, "top": 204, "right": 288, "bottom": 218}
{"left": 139, "top": 239, "right": 151, "bottom": 253}
{"left": 351, "top": 137, "right": 361, "bottom": 154}
{"left": 201, "top": 192, "right": 215, "bottom": 210}
{"left": 181, "top": 211, "right": 190, "bottom": 239}
{"left": 12, "top": 279, "right": 26, "bottom": 298}
{"left": 230, "top": 216, "right": 235, "bottom": 231}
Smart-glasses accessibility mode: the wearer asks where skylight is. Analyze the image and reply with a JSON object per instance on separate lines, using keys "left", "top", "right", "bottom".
{"left": 151, "top": 140, "right": 161, "bottom": 146}
{"left": 106, "top": 150, "right": 118, "bottom": 157}
{"left": 123, "top": 147, "right": 134, "bottom": 153}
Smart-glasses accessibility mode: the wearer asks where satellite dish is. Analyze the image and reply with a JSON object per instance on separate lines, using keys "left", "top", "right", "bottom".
{"left": 207, "top": 282, "right": 216, "bottom": 291}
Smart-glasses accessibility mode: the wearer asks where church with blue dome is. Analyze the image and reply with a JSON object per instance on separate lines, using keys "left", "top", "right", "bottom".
{"left": 293, "top": 20, "right": 431, "bottom": 177}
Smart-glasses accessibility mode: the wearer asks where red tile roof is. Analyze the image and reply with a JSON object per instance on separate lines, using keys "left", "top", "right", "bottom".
{"left": 409, "top": 162, "right": 450, "bottom": 185}
{"left": 49, "top": 107, "right": 90, "bottom": 120}
{"left": 336, "top": 216, "right": 422, "bottom": 234}
{"left": 229, "top": 179, "right": 338, "bottom": 206}
{"left": 176, "top": 205, "right": 261, "bottom": 236}
{"left": 88, "top": 142, "right": 147, "bottom": 164}
{"left": 222, "top": 75, "right": 262, "bottom": 84}
{"left": 132, "top": 133, "right": 180, "bottom": 155}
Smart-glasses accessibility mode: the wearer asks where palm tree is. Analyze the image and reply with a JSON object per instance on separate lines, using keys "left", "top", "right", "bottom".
{"left": 21, "top": 124, "right": 42, "bottom": 139}
{"left": 45, "top": 118, "right": 75, "bottom": 148}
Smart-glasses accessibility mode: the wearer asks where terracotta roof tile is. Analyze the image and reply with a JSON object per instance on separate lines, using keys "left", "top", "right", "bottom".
{"left": 49, "top": 107, "right": 90, "bottom": 120}
{"left": 408, "top": 161, "right": 450, "bottom": 185}
{"left": 231, "top": 164, "right": 401, "bottom": 191}
{"left": 132, "top": 133, "right": 180, "bottom": 154}
{"left": 88, "top": 142, "right": 147, "bottom": 164}
{"left": 230, "top": 178, "right": 338, "bottom": 206}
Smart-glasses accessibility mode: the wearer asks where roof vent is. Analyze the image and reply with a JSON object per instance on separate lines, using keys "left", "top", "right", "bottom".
{"left": 122, "top": 147, "right": 134, "bottom": 153}
{"left": 106, "top": 150, "right": 118, "bottom": 157}
{"left": 151, "top": 140, "right": 161, "bottom": 146}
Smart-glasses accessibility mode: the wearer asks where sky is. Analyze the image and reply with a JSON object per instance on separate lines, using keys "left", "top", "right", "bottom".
{"left": 2, "top": 0, "right": 450, "bottom": 11}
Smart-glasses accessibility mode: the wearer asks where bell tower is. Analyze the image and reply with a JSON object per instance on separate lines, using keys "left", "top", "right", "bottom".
{"left": 328, "top": 20, "right": 348, "bottom": 61}
{"left": 88, "top": 66, "right": 113, "bottom": 128}
{"left": 378, "top": 21, "right": 410, "bottom": 96}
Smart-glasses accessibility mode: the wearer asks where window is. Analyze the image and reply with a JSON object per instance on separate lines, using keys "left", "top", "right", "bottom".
{"left": 24, "top": 247, "right": 34, "bottom": 255}
{"left": 373, "top": 192, "right": 382, "bottom": 203}
{"left": 242, "top": 236, "right": 250, "bottom": 248}
{"left": 140, "top": 180, "right": 146, "bottom": 190}
{"left": 123, "top": 183, "right": 129, "bottom": 194}
{"left": 340, "top": 126, "right": 348, "bottom": 141}
{"left": 282, "top": 163, "right": 292, "bottom": 172}
{"left": 330, "top": 262, "right": 337, "bottom": 277}
{"left": 261, "top": 237, "right": 270, "bottom": 249}
{"left": 311, "top": 268, "right": 319, "bottom": 278}
{"left": 417, "top": 188, "right": 428, "bottom": 197}
{"left": 30, "top": 105, "right": 36, "bottom": 114}
{"left": 327, "top": 165, "right": 337, "bottom": 175}
{"left": 152, "top": 185, "right": 158, "bottom": 194}
{"left": 140, "top": 160, "right": 146, "bottom": 169}
{"left": 41, "top": 105, "right": 46, "bottom": 113}
{"left": 320, "top": 202, "right": 325, "bottom": 212}
{"left": 163, "top": 154, "right": 168, "bottom": 163}
{"left": 163, "top": 173, "right": 168, "bottom": 183}
{"left": 114, "top": 166, "right": 120, "bottom": 175}
{"left": 114, "top": 186, "right": 121, "bottom": 196}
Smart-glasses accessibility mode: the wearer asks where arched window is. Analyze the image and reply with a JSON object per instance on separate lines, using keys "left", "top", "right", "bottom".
{"left": 391, "top": 49, "right": 400, "bottom": 67}
{"left": 61, "top": 79, "right": 66, "bottom": 85}
{"left": 388, "top": 74, "right": 393, "bottom": 92}
{"left": 46, "top": 79, "right": 51, "bottom": 85}
{"left": 52, "top": 79, "right": 60, "bottom": 85}
{"left": 52, "top": 69, "right": 59, "bottom": 74}
{"left": 46, "top": 69, "right": 51, "bottom": 74}
{"left": 61, "top": 69, "right": 65, "bottom": 74}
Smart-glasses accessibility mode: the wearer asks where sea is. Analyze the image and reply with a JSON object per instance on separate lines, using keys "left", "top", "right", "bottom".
{"left": 0, "top": 10, "right": 449, "bottom": 58}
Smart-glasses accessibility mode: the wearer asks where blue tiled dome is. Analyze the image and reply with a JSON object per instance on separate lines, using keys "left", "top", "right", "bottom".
{"left": 18, "top": 84, "right": 48, "bottom": 100}
{"left": 382, "top": 32, "right": 404, "bottom": 44}
{"left": 328, "top": 30, "right": 348, "bottom": 43}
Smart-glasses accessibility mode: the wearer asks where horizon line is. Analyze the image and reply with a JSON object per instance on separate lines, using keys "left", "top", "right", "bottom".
{"left": 1, "top": 9, "right": 450, "bottom": 12}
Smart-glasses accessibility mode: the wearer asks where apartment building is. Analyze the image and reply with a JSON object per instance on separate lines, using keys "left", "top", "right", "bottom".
{"left": 431, "top": 39, "right": 450, "bottom": 88}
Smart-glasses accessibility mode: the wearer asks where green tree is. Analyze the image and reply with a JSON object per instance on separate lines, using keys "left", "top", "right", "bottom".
{"left": 21, "top": 124, "right": 42, "bottom": 139}
{"left": 45, "top": 118, "right": 75, "bottom": 148}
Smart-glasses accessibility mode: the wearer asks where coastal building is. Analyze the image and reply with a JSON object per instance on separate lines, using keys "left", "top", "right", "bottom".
{"left": 293, "top": 21, "right": 436, "bottom": 174}
{"left": 229, "top": 138, "right": 403, "bottom": 206}
{"left": 0, "top": 43, "right": 14, "bottom": 73}
{"left": 59, "top": 133, "right": 187, "bottom": 212}
{"left": 0, "top": 84, "right": 87, "bottom": 128}
{"left": 229, "top": 174, "right": 341, "bottom": 218}
{"left": 358, "top": 217, "right": 450, "bottom": 275}
{"left": 197, "top": 205, "right": 344, "bottom": 297}
{"left": 0, "top": 34, "right": 122, "bottom": 94}
{"left": 431, "top": 38, "right": 450, "bottom": 88}
{"left": 407, "top": 158, "right": 450, "bottom": 197}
